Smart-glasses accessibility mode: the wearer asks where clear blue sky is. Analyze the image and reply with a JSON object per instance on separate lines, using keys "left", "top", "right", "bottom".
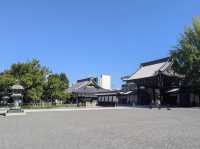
{"left": 0, "top": 0, "right": 199, "bottom": 88}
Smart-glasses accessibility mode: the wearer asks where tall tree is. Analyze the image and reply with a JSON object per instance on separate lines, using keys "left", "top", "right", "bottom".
{"left": 0, "top": 72, "right": 15, "bottom": 97}
{"left": 9, "top": 59, "right": 50, "bottom": 102}
{"left": 59, "top": 73, "right": 69, "bottom": 88}
{"left": 44, "top": 74, "right": 69, "bottom": 102}
{"left": 171, "top": 17, "right": 200, "bottom": 94}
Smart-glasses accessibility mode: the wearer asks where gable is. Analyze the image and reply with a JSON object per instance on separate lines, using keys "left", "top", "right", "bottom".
{"left": 127, "top": 58, "right": 173, "bottom": 80}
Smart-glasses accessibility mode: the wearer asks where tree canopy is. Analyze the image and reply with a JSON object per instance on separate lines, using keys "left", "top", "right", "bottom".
{"left": 59, "top": 73, "right": 69, "bottom": 88}
{"left": 0, "top": 72, "right": 15, "bottom": 97}
{"left": 171, "top": 17, "right": 200, "bottom": 94}
{"left": 0, "top": 59, "right": 70, "bottom": 103}
{"left": 44, "top": 74, "right": 70, "bottom": 101}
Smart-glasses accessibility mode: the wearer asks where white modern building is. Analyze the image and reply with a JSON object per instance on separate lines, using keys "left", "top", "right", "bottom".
{"left": 99, "top": 74, "right": 111, "bottom": 90}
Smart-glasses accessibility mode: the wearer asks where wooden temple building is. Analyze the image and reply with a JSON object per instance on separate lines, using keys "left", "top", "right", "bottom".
{"left": 66, "top": 77, "right": 108, "bottom": 106}
{"left": 97, "top": 57, "right": 200, "bottom": 107}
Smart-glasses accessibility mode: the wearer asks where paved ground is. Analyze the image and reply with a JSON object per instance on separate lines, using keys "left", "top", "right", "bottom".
{"left": 0, "top": 108, "right": 200, "bottom": 149}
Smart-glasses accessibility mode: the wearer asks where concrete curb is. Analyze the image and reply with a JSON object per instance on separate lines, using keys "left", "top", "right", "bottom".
{"left": 5, "top": 112, "right": 26, "bottom": 116}
{"left": 24, "top": 107, "right": 132, "bottom": 113}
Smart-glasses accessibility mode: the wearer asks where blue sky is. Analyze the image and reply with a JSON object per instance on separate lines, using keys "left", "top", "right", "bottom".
{"left": 0, "top": 0, "right": 199, "bottom": 88}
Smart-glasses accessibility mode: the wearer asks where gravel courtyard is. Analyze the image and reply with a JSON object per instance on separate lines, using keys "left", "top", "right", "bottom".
{"left": 0, "top": 108, "right": 200, "bottom": 149}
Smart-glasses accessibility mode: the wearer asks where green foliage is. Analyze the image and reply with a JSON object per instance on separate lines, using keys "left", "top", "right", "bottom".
{"left": 0, "top": 59, "right": 49, "bottom": 102}
{"left": 9, "top": 59, "right": 50, "bottom": 101}
{"left": 59, "top": 73, "right": 69, "bottom": 88}
{"left": 0, "top": 59, "right": 70, "bottom": 102}
{"left": 44, "top": 73, "right": 70, "bottom": 101}
{"left": 171, "top": 17, "right": 200, "bottom": 94}
{"left": 0, "top": 59, "right": 70, "bottom": 103}
{"left": 0, "top": 72, "right": 15, "bottom": 96}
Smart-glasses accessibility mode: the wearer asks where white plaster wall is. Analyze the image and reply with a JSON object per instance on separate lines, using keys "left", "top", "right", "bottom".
{"left": 100, "top": 75, "right": 111, "bottom": 90}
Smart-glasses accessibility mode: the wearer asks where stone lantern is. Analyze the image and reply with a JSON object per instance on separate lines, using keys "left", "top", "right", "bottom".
{"left": 10, "top": 84, "right": 24, "bottom": 108}
{"left": 6, "top": 84, "right": 25, "bottom": 116}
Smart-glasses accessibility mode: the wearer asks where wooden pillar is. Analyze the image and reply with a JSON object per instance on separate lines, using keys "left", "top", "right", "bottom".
{"left": 137, "top": 83, "right": 140, "bottom": 105}
{"left": 153, "top": 87, "right": 155, "bottom": 102}
{"left": 159, "top": 74, "right": 163, "bottom": 105}
{"left": 152, "top": 77, "right": 155, "bottom": 103}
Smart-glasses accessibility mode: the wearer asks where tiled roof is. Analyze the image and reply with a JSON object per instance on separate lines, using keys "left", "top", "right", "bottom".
{"left": 66, "top": 80, "right": 108, "bottom": 94}
{"left": 128, "top": 57, "right": 174, "bottom": 80}
{"left": 96, "top": 90, "right": 137, "bottom": 96}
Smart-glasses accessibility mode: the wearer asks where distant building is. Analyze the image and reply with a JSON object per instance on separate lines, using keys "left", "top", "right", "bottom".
{"left": 123, "top": 57, "right": 180, "bottom": 106}
{"left": 99, "top": 75, "right": 111, "bottom": 90}
{"left": 77, "top": 77, "right": 98, "bottom": 84}
{"left": 121, "top": 76, "right": 136, "bottom": 91}
{"left": 66, "top": 77, "right": 108, "bottom": 106}
{"left": 97, "top": 57, "right": 200, "bottom": 107}
{"left": 97, "top": 76, "right": 136, "bottom": 107}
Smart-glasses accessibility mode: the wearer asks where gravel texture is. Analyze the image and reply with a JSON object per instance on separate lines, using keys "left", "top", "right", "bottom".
{"left": 0, "top": 108, "right": 200, "bottom": 149}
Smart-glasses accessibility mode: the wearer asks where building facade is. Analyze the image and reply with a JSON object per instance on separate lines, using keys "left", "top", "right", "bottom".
{"left": 66, "top": 77, "right": 109, "bottom": 106}
{"left": 97, "top": 57, "right": 200, "bottom": 107}
{"left": 99, "top": 74, "right": 111, "bottom": 90}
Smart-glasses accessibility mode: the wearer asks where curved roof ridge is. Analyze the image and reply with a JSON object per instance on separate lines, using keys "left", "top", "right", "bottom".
{"left": 127, "top": 57, "right": 171, "bottom": 81}
{"left": 141, "top": 57, "right": 169, "bottom": 67}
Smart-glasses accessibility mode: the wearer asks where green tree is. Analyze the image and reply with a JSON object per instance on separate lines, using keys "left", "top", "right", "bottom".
{"left": 171, "top": 17, "right": 200, "bottom": 94}
{"left": 59, "top": 73, "right": 69, "bottom": 88}
{"left": 44, "top": 74, "right": 70, "bottom": 102}
{"left": 0, "top": 72, "right": 15, "bottom": 97}
{"left": 0, "top": 59, "right": 70, "bottom": 104}
{"left": 9, "top": 59, "right": 50, "bottom": 102}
